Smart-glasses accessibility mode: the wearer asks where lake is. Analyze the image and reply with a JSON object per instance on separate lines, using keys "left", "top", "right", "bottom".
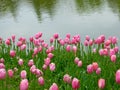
{"left": 0, "top": 0, "right": 120, "bottom": 42}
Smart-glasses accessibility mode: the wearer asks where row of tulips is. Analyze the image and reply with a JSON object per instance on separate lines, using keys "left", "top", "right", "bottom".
{"left": 0, "top": 32, "right": 120, "bottom": 90}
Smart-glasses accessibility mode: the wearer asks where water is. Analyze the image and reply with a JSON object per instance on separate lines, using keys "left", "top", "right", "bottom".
{"left": 0, "top": 0, "right": 120, "bottom": 42}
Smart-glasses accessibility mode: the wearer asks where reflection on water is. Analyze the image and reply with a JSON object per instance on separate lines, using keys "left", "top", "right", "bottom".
{"left": 0, "top": 0, "right": 19, "bottom": 18}
{"left": 29, "top": 0, "right": 57, "bottom": 21}
{"left": 75, "top": 0, "right": 103, "bottom": 14}
{"left": 0, "top": 0, "right": 120, "bottom": 20}
{"left": 107, "top": 0, "right": 120, "bottom": 18}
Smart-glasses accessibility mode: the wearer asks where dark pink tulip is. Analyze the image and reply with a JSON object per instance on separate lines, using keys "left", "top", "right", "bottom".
{"left": 50, "top": 37, "right": 54, "bottom": 43}
{"left": 38, "top": 76, "right": 44, "bottom": 86}
{"left": 63, "top": 74, "right": 71, "bottom": 84}
{"left": 66, "top": 33, "right": 71, "bottom": 39}
{"left": 112, "top": 36, "right": 117, "bottom": 44}
{"left": 98, "top": 78, "right": 105, "bottom": 89}
{"left": 35, "top": 32, "right": 42, "bottom": 39}
{"left": 49, "top": 83, "right": 59, "bottom": 90}
{"left": 8, "top": 69, "right": 14, "bottom": 78}
{"left": 53, "top": 33, "right": 59, "bottom": 39}
{"left": 44, "top": 58, "right": 51, "bottom": 66}
{"left": 74, "top": 57, "right": 79, "bottom": 64}
{"left": 49, "top": 63, "right": 55, "bottom": 71}
{"left": 5, "top": 39, "right": 11, "bottom": 45}
{"left": 0, "top": 63, "right": 5, "bottom": 69}
{"left": 116, "top": 69, "right": 120, "bottom": 84}
{"left": 92, "top": 62, "right": 98, "bottom": 71}
{"left": 18, "top": 59, "right": 24, "bottom": 66}
{"left": 85, "top": 35, "right": 90, "bottom": 41}
{"left": 77, "top": 61, "right": 82, "bottom": 67}
{"left": 10, "top": 50, "right": 16, "bottom": 57}
{"left": 96, "top": 67, "right": 101, "bottom": 75}
{"left": 20, "top": 70, "right": 27, "bottom": 79}
{"left": 84, "top": 40, "right": 88, "bottom": 46}
{"left": 66, "top": 45, "right": 71, "bottom": 52}
{"left": 111, "top": 55, "right": 116, "bottom": 62}
{"left": 87, "top": 64, "right": 93, "bottom": 74}
{"left": 11, "top": 35, "right": 15, "bottom": 42}
{"left": 48, "top": 53, "right": 54, "bottom": 59}
{"left": 20, "top": 79, "right": 29, "bottom": 90}
{"left": 0, "top": 68, "right": 6, "bottom": 80}
{"left": 28, "top": 59, "right": 34, "bottom": 67}
{"left": 29, "top": 36, "right": 33, "bottom": 42}
{"left": 72, "top": 78, "right": 80, "bottom": 90}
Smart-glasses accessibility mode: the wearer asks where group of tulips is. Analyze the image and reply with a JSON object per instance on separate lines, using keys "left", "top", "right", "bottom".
{"left": 0, "top": 32, "right": 120, "bottom": 90}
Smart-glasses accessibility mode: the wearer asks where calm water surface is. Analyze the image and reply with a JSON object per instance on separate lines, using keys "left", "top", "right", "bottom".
{"left": 0, "top": 0, "right": 120, "bottom": 42}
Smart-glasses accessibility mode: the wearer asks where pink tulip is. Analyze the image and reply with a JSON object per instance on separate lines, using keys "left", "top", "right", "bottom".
{"left": 74, "top": 57, "right": 79, "bottom": 64}
{"left": 96, "top": 68, "right": 101, "bottom": 75}
{"left": 114, "top": 46, "right": 119, "bottom": 53}
{"left": 93, "top": 48, "right": 96, "bottom": 53}
{"left": 85, "top": 35, "right": 90, "bottom": 41}
{"left": 77, "top": 61, "right": 82, "bottom": 67}
{"left": 66, "top": 33, "right": 71, "bottom": 39}
{"left": 35, "top": 69, "right": 43, "bottom": 77}
{"left": 30, "top": 65, "right": 36, "bottom": 74}
{"left": 44, "top": 58, "right": 51, "bottom": 66}
{"left": 116, "top": 69, "right": 120, "bottom": 84}
{"left": 29, "top": 36, "right": 33, "bottom": 42}
{"left": 63, "top": 74, "right": 71, "bottom": 84}
{"left": 72, "top": 46, "right": 77, "bottom": 54}
{"left": 89, "top": 39, "right": 93, "bottom": 46}
{"left": 14, "top": 67, "right": 18, "bottom": 72}
{"left": 92, "top": 62, "right": 98, "bottom": 71}
{"left": 20, "top": 70, "right": 27, "bottom": 79}
{"left": 38, "top": 76, "right": 44, "bottom": 86}
{"left": 112, "top": 36, "right": 117, "bottom": 44}
{"left": 5, "top": 39, "right": 11, "bottom": 45}
{"left": 84, "top": 40, "right": 88, "bottom": 46}
{"left": 42, "top": 64, "right": 48, "bottom": 70}
{"left": 33, "top": 47, "right": 38, "bottom": 55}
{"left": 10, "top": 50, "right": 16, "bottom": 57}
{"left": 0, "top": 58, "right": 4, "bottom": 63}
{"left": 66, "top": 45, "right": 71, "bottom": 52}
{"left": 11, "top": 35, "right": 15, "bottom": 42}
{"left": 20, "top": 44, "right": 26, "bottom": 50}
{"left": 49, "top": 83, "right": 59, "bottom": 90}
{"left": 87, "top": 64, "right": 93, "bottom": 74}
{"left": 48, "top": 53, "right": 54, "bottom": 59}
{"left": 18, "top": 59, "right": 24, "bottom": 66}
{"left": 111, "top": 55, "right": 116, "bottom": 62}
{"left": 109, "top": 49, "right": 115, "bottom": 56}
{"left": 105, "top": 40, "right": 111, "bottom": 46}
{"left": 0, "top": 68, "right": 6, "bottom": 80}
{"left": 49, "top": 63, "right": 55, "bottom": 71}
{"left": 59, "top": 40, "right": 65, "bottom": 46}
{"left": 99, "top": 49, "right": 103, "bottom": 56}
{"left": 0, "top": 63, "right": 5, "bottom": 69}
{"left": 50, "top": 37, "right": 54, "bottom": 43}
{"left": 17, "top": 41, "right": 23, "bottom": 47}
{"left": 8, "top": 69, "right": 14, "bottom": 78}
{"left": 98, "top": 78, "right": 105, "bottom": 89}
{"left": 20, "top": 79, "right": 29, "bottom": 90}
{"left": 72, "top": 78, "right": 80, "bottom": 90}
{"left": 28, "top": 59, "right": 34, "bottom": 67}
{"left": 53, "top": 33, "right": 59, "bottom": 39}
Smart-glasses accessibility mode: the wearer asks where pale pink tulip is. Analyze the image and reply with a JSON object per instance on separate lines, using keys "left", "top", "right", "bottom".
{"left": 98, "top": 78, "right": 105, "bottom": 89}
{"left": 49, "top": 83, "right": 59, "bottom": 90}
{"left": 96, "top": 68, "right": 101, "bottom": 75}
{"left": 63, "top": 74, "right": 71, "bottom": 84}
{"left": 20, "top": 79, "right": 29, "bottom": 90}
{"left": 18, "top": 59, "right": 24, "bottom": 66}
{"left": 44, "top": 58, "right": 51, "bottom": 66}
{"left": 0, "top": 68, "right": 6, "bottom": 80}
{"left": 48, "top": 53, "right": 54, "bottom": 59}
{"left": 77, "top": 61, "right": 82, "bottom": 67}
{"left": 28, "top": 59, "right": 34, "bottom": 67}
{"left": 74, "top": 57, "right": 79, "bottom": 64}
{"left": 42, "top": 64, "right": 48, "bottom": 70}
{"left": 0, "top": 63, "right": 5, "bottom": 69}
{"left": 49, "top": 63, "right": 55, "bottom": 71}
{"left": 20, "top": 70, "right": 27, "bottom": 79}
{"left": 20, "top": 44, "right": 26, "bottom": 50}
{"left": 8, "top": 69, "right": 14, "bottom": 78}
{"left": 38, "top": 76, "right": 44, "bottom": 86}
{"left": 72, "top": 46, "right": 77, "bottom": 54}
{"left": 66, "top": 45, "right": 71, "bottom": 52}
